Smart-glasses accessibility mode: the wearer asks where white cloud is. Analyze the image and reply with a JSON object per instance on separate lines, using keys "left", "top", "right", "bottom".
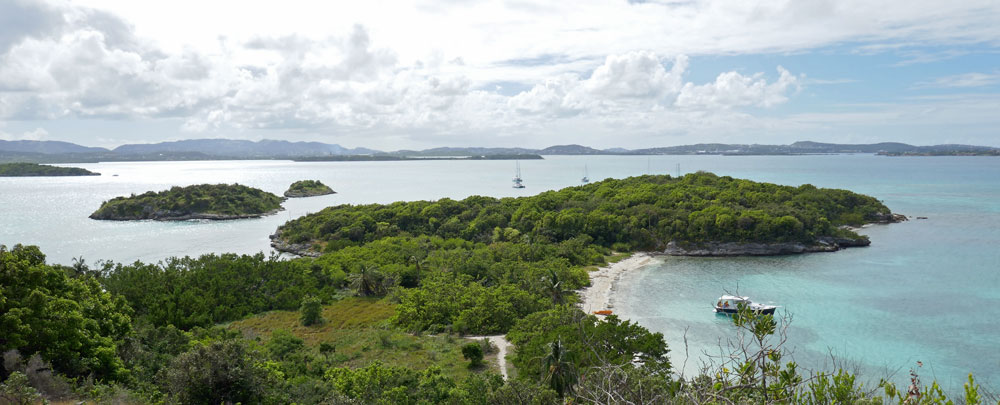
{"left": 0, "top": 0, "right": 998, "bottom": 148}
{"left": 0, "top": 127, "right": 48, "bottom": 141}
{"left": 916, "top": 72, "right": 1000, "bottom": 88}
{"left": 584, "top": 52, "right": 686, "bottom": 99}
{"left": 676, "top": 67, "right": 800, "bottom": 109}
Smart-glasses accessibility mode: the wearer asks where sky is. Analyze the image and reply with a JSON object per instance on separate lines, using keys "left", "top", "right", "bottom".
{"left": 0, "top": 0, "right": 999, "bottom": 150}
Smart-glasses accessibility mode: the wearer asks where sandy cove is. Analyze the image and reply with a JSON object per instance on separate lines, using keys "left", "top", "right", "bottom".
{"left": 578, "top": 252, "right": 653, "bottom": 315}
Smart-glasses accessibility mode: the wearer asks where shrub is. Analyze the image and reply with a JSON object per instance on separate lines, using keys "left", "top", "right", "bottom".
{"left": 300, "top": 295, "right": 324, "bottom": 326}
{"left": 461, "top": 342, "right": 484, "bottom": 367}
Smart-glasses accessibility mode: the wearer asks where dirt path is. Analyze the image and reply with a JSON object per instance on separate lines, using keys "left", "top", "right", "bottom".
{"left": 465, "top": 335, "right": 511, "bottom": 380}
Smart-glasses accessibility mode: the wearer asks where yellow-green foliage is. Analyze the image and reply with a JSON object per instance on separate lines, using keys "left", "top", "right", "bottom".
{"left": 227, "top": 298, "right": 488, "bottom": 380}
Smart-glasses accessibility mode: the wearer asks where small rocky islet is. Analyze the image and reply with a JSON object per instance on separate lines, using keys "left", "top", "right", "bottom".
{"left": 283, "top": 180, "right": 336, "bottom": 198}
{"left": 89, "top": 183, "right": 284, "bottom": 221}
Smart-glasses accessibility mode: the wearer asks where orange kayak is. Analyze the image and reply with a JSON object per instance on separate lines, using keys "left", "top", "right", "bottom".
{"left": 593, "top": 310, "right": 613, "bottom": 316}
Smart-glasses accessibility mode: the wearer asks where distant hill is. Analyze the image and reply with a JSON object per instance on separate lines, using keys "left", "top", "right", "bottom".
{"left": 113, "top": 139, "right": 379, "bottom": 157}
{"left": 633, "top": 142, "right": 1000, "bottom": 155}
{"left": 539, "top": 144, "right": 604, "bottom": 154}
{"left": 2, "top": 138, "right": 997, "bottom": 162}
{"left": 0, "top": 140, "right": 109, "bottom": 154}
{"left": 394, "top": 146, "right": 538, "bottom": 157}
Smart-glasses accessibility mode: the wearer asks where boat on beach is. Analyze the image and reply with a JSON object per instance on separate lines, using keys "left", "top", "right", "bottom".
{"left": 713, "top": 295, "right": 777, "bottom": 315}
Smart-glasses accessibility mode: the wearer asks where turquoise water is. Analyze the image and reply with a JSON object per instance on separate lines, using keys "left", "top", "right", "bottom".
{"left": 614, "top": 156, "right": 1000, "bottom": 392}
{"left": 1, "top": 155, "right": 997, "bottom": 391}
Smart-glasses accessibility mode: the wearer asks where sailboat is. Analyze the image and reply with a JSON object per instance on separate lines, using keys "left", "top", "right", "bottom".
{"left": 512, "top": 161, "right": 525, "bottom": 188}
{"left": 581, "top": 164, "right": 590, "bottom": 184}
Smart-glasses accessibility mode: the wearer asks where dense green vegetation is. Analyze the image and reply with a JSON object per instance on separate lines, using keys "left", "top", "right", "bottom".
{"left": 89, "top": 183, "right": 284, "bottom": 220}
{"left": 99, "top": 253, "right": 336, "bottom": 329}
{"left": 0, "top": 162, "right": 99, "bottom": 176}
{"left": 273, "top": 172, "right": 889, "bottom": 256}
{"left": 0, "top": 245, "right": 131, "bottom": 380}
{"left": 285, "top": 179, "right": 336, "bottom": 197}
{"left": 2, "top": 174, "right": 990, "bottom": 404}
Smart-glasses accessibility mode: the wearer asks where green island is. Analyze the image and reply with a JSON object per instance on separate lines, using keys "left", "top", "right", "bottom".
{"left": 0, "top": 173, "right": 987, "bottom": 404}
{"left": 285, "top": 179, "right": 337, "bottom": 198}
{"left": 272, "top": 172, "right": 896, "bottom": 257}
{"left": 89, "top": 183, "right": 284, "bottom": 221}
{"left": 0, "top": 162, "right": 100, "bottom": 176}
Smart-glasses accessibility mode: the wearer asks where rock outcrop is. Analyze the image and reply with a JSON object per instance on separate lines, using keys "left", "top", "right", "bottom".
{"left": 662, "top": 236, "right": 871, "bottom": 256}
{"left": 269, "top": 232, "right": 322, "bottom": 257}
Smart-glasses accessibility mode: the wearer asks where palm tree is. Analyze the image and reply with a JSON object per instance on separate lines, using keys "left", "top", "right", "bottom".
{"left": 542, "top": 337, "right": 578, "bottom": 398}
{"left": 348, "top": 265, "right": 383, "bottom": 297}
{"left": 408, "top": 255, "right": 428, "bottom": 286}
{"left": 541, "top": 269, "right": 569, "bottom": 305}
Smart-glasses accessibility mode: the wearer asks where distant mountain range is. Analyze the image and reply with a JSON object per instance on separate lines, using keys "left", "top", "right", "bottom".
{"left": 0, "top": 140, "right": 109, "bottom": 154}
{"left": 112, "top": 139, "right": 380, "bottom": 157}
{"left": 1, "top": 139, "right": 998, "bottom": 163}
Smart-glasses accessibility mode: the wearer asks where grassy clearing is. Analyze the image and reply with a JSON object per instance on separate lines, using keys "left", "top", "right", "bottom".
{"left": 226, "top": 297, "right": 494, "bottom": 379}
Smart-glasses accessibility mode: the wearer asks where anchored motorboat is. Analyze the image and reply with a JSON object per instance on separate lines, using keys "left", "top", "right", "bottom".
{"left": 713, "top": 295, "right": 777, "bottom": 315}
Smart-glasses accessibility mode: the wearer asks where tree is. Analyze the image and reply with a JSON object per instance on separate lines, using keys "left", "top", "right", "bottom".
{"left": 300, "top": 295, "right": 324, "bottom": 326}
{"left": 0, "top": 372, "right": 42, "bottom": 405}
{"left": 539, "top": 268, "right": 568, "bottom": 305}
{"left": 164, "top": 340, "right": 274, "bottom": 404}
{"left": 461, "top": 342, "right": 484, "bottom": 368}
{"left": 348, "top": 265, "right": 388, "bottom": 297}
{"left": 0, "top": 244, "right": 132, "bottom": 380}
{"left": 541, "top": 337, "right": 577, "bottom": 398}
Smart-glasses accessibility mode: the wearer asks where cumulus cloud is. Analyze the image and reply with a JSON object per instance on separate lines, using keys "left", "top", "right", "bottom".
{"left": 6, "top": 0, "right": 996, "bottom": 148}
{"left": 507, "top": 52, "right": 796, "bottom": 120}
{"left": 675, "top": 67, "right": 800, "bottom": 109}
{"left": 584, "top": 52, "right": 687, "bottom": 99}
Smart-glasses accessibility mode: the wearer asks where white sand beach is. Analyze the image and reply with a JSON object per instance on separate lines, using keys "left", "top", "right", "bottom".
{"left": 578, "top": 252, "right": 653, "bottom": 315}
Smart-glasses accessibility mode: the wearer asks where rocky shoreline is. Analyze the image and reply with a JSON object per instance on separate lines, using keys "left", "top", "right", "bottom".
{"left": 268, "top": 232, "right": 322, "bottom": 257}
{"left": 90, "top": 207, "right": 284, "bottom": 221}
{"left": 283, "top": 189, "right": 336, "bottom": 198}
{"left": 662, "top": 214, "right": 907, "bottom": 256}
{"left": 661, "top": 237, "right": 869, "bottom": 256}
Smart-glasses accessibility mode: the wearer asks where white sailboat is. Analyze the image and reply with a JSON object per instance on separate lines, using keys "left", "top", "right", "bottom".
{"left": 581, "top": 164, "right": 590, "bottom": 184}
{"left": 512, "top": 161, "right": 525, "bottom": 188}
